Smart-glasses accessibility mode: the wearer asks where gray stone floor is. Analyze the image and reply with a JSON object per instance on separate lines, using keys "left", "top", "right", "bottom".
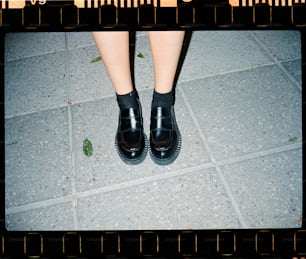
{"left": 4, "top": 31, "right": 303, "bottom": 231}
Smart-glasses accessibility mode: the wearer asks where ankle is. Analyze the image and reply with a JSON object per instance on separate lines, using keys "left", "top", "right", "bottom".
{"left": 116, "top": 89, "right": 140, "bottom": 111}
{"left": 151, "top": 89, "right": 174, "bottom": 110}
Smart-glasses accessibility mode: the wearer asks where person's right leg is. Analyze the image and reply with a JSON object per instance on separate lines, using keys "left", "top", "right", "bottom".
{"left": 92, "top": 31, "right": 133, "bottom": 95}
{"left": 92, "top": 31, "right": 148, "bottom": 164}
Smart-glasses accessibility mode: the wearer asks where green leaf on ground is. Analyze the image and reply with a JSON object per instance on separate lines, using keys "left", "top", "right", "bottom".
{"left": 83, "top": 138, "right": 93, "bottom": 157}
{"left": 7, "top": 141, "right": 18, "bottom": 145}
{"left": 90, "top": 56, "right": 102, "bottom": 63}
{"left": 137, "top": 52, "right": 145, "bottom": 58}
{"left": 288, "top": 136, "right": 297, "bottom": 143}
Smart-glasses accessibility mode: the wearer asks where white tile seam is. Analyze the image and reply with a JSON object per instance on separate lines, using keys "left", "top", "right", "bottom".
{"left": 65, "top": 32, "right": 79, "bottom": 230}
{"left": 5, "top": 143, "right": 301, "bottom": 215}
{"left": 5, "top": 32, "right": 147, "bottom": 62}
{"left": 249, "top": 31, "right": 302, "bottom": 92}
{"left": 5, "top": 49, "right": 67, "bottom": 63}
{"left": 5, "top": 163, "right": 214, "bottom": 215}
{"left": 216, "top": 142, "right": 302, "bottom": 167}
{"left": 178, "top": 57, "right": 301, "bottom": 85}
{"left": 6, "top": 196, "right": 74, "bottom": 215}
{"left": 179, "top": 62, "right": 274, "bottom": 83}
{"left": 179, "top": 87, "right": 248, "bottom": 228}
{"left": 76, "top": 163, "right": 215, "bottom": 199}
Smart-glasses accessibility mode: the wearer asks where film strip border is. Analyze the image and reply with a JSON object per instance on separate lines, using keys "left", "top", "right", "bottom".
{"left": 1, "top": 0, "right": 306, "bottom": 8}
{"left": 0, "top": 230, "right": 306, "bottom": 258}
{"left": 0, "top": 0, "right": 306, "bottom": 29}
{"left": 0, "top": 2, "right": 305, "bottom": 259}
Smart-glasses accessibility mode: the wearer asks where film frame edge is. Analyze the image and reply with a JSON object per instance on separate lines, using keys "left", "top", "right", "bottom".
{"left": 0, "top": 0, "right": 305, "bottom": 258}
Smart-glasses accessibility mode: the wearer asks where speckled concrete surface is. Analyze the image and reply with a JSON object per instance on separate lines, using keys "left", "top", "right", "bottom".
{"left": 4, "top": 31, "right": 303, "bottom": 230}
{"left": 5, "top": 108, "right": 71, "bottom": 208}
{"left": 77, "top": 168, "right": 242, "bottom": 230}
{"left": 180, "top": 64, "right": 302, "bottom": 161}
{"left": 5, "top": 53, "right": 68, "bottom": 117}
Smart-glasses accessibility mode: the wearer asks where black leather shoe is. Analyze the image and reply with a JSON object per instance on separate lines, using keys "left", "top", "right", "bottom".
{"left": 150, "top": 105, "right": 182, "bottom": 165}
{"left": 115, "top": 100, "right": 148, "bottom": 165}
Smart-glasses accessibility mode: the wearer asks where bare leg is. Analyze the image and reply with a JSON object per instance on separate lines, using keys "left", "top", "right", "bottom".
{"left": 92, "top": 31, "right": 133, "bottom": 95}
{"left": 148, "top": 31, "right": 185, "bottom": 93}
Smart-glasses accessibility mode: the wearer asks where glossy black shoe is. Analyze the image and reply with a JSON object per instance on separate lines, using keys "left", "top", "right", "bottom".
{"left": 115, "top": 101, "right": 148, "bottom": 165}
{"left": 150, "top": 105, "right": 182, "bottom": 165}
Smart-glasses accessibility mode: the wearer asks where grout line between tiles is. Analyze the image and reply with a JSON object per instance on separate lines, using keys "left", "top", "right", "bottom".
{"left": 3, "top": 87, "right": 152, "bottom": 120}
{"left": 5, "top": 196, "right": 74, "bottom": 215}
{"left": 249, "top": 32, "right": 302, "bottom": 92}
{"left": 75, "top": 163, "right": 214, "bottom": 199}
{"left": 215, "top": 142, "right": 302, "bottom": 167}
{"left": 178, "top": 58, "right": 300, "bottom": 86}
{"left": 4, "top": 104, "right": 69, "bottom": 120}
{"left": 5, "top": 142, "right": 302, "bottom": 215}
{"left": 68, "top": 104, "right": 78, "bottom": 228}
{"left": 5, "top": 49, "right": 67, "bottom": 63}
{"left": 5, "top": 32, "right": 149, "bottom": 63}
{"left": 5, "top": 163, "right": 214, "bottom": 215}
{"left": 179, "top": 87, "right": 248, "bottom": 228}
{"left": 65, "top": 33, "right": 79, "bottom": 230}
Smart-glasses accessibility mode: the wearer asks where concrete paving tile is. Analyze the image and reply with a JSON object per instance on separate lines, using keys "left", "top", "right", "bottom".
{"left": 5, "top": 107, "right": 71, "bottom": 208}
{"left": 6, "top": 203, "right": 74, "bottom": 231}
{"left": 66, "top": 32, "right": 95, "bottom": 49}
{"left": 68, "top": 44, "right": 115, "bottom": 103}
{"left": 5, "top": 53, "right": 68, "bottom": 118}
{"left": 179, "top": 31, "right": 274, "bottom": 82}
{"left": 282, "top": 59, "right": 302, "bottom": 88}
{"left": 220, "top": 148, "right": 303, "bottom": 228}
{"left": 181, "top": 65, "right": 302, "bottom": 161}
{"left": 71, "top": 89, "right": 210, "bottom": 193}
{"left": 5, "top": 32, "right": 66, "bottom": 61}
{"left": 251, "top": 31, "right": 301, "bottom": 62}
{"left": 77, "top": 168, "right": 241, "bottom": 230}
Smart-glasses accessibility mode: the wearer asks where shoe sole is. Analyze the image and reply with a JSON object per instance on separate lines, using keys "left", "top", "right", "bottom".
{"left": 115, "top": 133, "right": 149, "bottom": 165}
{"left": 149, "top": 127, "right": 182, "bottom": 166}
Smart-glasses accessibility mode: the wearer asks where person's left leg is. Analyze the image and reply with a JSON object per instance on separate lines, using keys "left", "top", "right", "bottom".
{"left": 148, "top": 31, "right": 185, "bottom": 165}
{"left": 149, "top": 31, "right": 185, "bottom": 94}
